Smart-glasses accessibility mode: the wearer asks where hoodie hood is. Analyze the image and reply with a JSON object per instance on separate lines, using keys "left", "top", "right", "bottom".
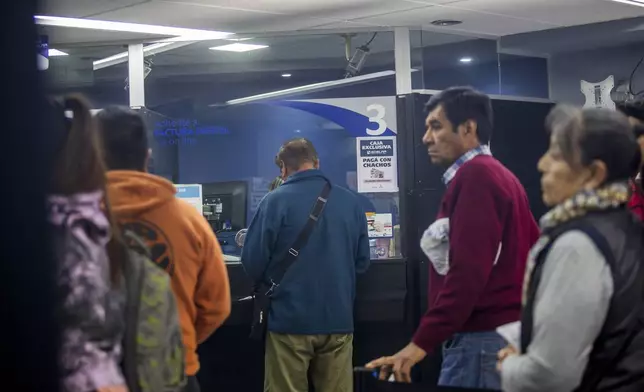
{"left": 106, "top": 171, "right": 176, "bottom": 217}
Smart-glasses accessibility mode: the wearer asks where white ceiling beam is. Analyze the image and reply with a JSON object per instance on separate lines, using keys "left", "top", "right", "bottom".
{"left": 93, "top": 41, "right": 196, "bottom": 70}
{"left": 218, "top": 69, "right": 418, "bottom": 106}
{"left": 394, "top": 27, "right": 412, "bottom": 95}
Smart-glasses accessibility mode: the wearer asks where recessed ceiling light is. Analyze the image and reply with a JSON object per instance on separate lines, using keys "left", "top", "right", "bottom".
{"left": 34, "top": 15, "right": 232, "bottom": 41}
{"left": 459, "top": 57, "right": 473, "bottom": 63}
{"left": 209, "top": 43, "right": 268, "bottom": 52}
{"left": 282, "top": 73, "right": 292, "bottom": 78}
{"left": 609, "top": 0, "right": 644, "bottom": 6}
{"left": 431, "top": 19, "right": 463, "bottom": 27}
{"left": 49, "top": 49, "right": 68, "bottom": 57}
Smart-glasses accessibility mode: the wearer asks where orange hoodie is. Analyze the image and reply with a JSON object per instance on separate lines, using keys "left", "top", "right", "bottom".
{"left": 106, "top": 170, "right": 231, "bottom": 376}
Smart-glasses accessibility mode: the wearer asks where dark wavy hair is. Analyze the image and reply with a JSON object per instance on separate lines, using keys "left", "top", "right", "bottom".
{"left": 425, "top": 86, "right": 494, "bottom": 144}
{"left": 47, "top": 95, "right": 126, "bottom": 285}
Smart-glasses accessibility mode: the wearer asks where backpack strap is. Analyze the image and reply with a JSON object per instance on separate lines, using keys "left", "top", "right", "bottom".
{"left": 121, "top": 230, "right": 146, "bottom": 392}
{"left": 122, "top": 229, "right": 152, "bottom": 259}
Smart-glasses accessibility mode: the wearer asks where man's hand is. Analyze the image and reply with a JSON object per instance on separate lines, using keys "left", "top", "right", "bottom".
{"left": 496, "top": 344, "right": 518, "bottom": 372}
{"left": 365, "top": 342, "right": 427, "bottom": 383}
{"left": 97, "top": 386, "right": 128, "bottom": 392}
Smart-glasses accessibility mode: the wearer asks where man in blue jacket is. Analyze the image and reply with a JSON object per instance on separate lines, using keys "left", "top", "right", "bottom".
{"left": 242, "top": 138, "right": 371, "bottom": 392}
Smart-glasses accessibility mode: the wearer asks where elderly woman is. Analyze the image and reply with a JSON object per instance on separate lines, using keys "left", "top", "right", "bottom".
{"left": 498, "top": 106, "right": 644, "bottom": 391}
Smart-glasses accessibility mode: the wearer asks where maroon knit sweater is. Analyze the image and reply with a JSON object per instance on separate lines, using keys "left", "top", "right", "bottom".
{"left": 412, "top": 155, "right": 539, "bottom": 353}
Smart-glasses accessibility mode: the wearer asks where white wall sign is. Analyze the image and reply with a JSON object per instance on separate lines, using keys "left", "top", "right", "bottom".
{"left": 356, "top": 136, "right": 399, "bottom": 193}
{"left": 580, "top": 75, "right": 616, "bottom": 109}
{"left": 175, "top": 184, "right": 203, "bottom": 215}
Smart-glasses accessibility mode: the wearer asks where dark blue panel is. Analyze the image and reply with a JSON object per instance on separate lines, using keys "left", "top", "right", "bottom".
{"left": 499, "top": 54, "right": 549, "bottom": 99}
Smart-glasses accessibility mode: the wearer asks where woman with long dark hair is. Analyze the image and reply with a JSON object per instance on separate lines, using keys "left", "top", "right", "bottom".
{"left": 498, "top": 106, "right": 644, "bottom": 391}
{"left": 47, "top": 95, "right": 128, "bottom": 392}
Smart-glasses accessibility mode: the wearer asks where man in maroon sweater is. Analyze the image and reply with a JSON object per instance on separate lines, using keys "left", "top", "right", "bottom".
{"left": 367, "top": 87, "right": 539, "bottom": 390}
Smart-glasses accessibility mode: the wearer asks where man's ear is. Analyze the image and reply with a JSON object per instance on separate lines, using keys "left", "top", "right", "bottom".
{"left": 464, "top": 119, "right": 478, "bottom": 136}
{"left": 279, "top": 161, "right": 287, "bottom": 179}
{"left": 314, "top": 159, "right": 320, "bottom": 170}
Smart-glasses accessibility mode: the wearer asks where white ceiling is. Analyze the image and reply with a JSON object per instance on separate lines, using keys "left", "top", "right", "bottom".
{"left": 42, "top": 0, "right": 644, "bottom": 91}
{"left": 40, "top": 0, "right": 644, "bottom": 45}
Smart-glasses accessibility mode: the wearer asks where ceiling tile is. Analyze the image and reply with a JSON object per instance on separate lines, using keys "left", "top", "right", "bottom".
{"left": 159, "top": 0, "right": 437, "bottom": 23}
{"left": 42, "top": 25, "right": 168, "bottom": 45}
{"left": 301, "top": 20, "right": 380, "bottom": 31}
{"left": 404, "top": 0, "right": 471, "bottom": 4}
{"left": 450, "top": 0, "right": 644, "bottom": 27}
{"left": 353, "top": 6, "right": 556, "bottom": 36}
{"left": 91, "top": 1, "right": 285, "bottom": 31}
{"left": 161, "top": 0, "right": 416, "bottom": 17}
{"left": 38, "top": 0, "right": 149, "bottom": 18}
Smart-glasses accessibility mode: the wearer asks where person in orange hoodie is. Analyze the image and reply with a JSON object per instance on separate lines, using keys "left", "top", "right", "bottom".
{"left": 96, "top": 107, "right": 231, "bottom": 392}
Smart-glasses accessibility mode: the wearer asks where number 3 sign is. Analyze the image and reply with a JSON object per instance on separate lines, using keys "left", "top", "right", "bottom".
{"left": 366, "top": 104, "right": 388, "bottom": 136}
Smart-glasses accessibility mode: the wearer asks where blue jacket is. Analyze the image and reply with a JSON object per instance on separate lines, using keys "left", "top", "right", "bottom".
{"left": 241, "top": 169, "right": 370, "bottom": 334}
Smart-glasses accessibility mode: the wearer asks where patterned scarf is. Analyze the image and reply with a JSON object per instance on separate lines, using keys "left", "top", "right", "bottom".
{"left": 522, "top": 182, "right": 630, "bottom": 305}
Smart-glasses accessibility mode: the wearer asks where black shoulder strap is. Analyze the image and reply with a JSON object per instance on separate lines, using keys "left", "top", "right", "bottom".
{"left": 267, "top": 181, "right": 331, "bottom": 286}
{"left": 576, "top": 224, "right": 615, "bottom": 266}
{"left": 523, "top": 223, "right": 616, "bottom": 353}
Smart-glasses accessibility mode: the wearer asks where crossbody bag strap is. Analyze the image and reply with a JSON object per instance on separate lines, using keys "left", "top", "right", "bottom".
{"left": 267, "top": 181, "right": 331, "bottom": 287}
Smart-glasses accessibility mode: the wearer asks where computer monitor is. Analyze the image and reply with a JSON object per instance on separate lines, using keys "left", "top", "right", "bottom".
{"left": 202, "top": 181, "right": 248, "bottom": 232}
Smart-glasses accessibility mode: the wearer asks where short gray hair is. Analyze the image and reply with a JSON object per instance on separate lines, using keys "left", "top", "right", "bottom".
{"left": 276, "top": 138, "right": 319, "bottom": 172}
{"left": 546, "top": 105, "right": 640, "bottom": 182}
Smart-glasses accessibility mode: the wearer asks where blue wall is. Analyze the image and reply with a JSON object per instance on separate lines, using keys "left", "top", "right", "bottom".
{"left": 177, "top": 104, "right": 357, "bottom": 185}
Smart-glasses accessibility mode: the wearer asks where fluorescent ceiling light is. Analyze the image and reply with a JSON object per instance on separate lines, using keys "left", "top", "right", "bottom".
{"left": 209, "top": 43, "right": 268, "bottom": 52}
{"left": 217, "top": 70, "right": 415, "bottom": 106}
{"left": 459, "top": 57, "right": 472, "bottom": 63}
{"left": 282, "top": 73, "right": 292, "bottom": 78}
{"left": 49, "top": 49, "right": 68, "bottom": 57}
{"left": 609, "top": 0, "right": 644, "bottom": 6}
{"left": 65, "top": 109, "right": 102, "bottom": 118}
{"left": 34, "top": 15, "right": 232, "bottom": 40}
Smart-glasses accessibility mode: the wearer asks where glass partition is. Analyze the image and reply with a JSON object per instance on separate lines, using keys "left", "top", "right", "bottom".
{"left": 498, "top": 53, "right": 549, "bottom": 98}
{"left": 412, "top": 29, "right": 550, "bottom": 99}
{"left": 145, "top": 31, "right": 402, "bottom": 259}
{"left": 43, "top": 43, "right": 129, "bottom": 107}
{"left": 421, "top": 35, "right": 501, "bottom": 94}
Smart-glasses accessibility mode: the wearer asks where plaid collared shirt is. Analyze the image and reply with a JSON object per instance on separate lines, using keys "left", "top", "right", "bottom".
{"left": 442, "top": 144, "right": 492, "bottom": 185}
